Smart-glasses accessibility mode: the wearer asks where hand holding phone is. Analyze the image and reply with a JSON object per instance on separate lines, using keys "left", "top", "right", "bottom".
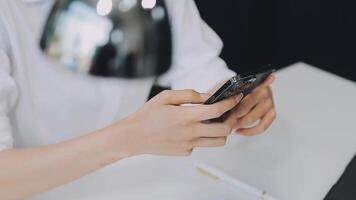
{"left": 204, "top": 67, "right": 275, "bottom": 122}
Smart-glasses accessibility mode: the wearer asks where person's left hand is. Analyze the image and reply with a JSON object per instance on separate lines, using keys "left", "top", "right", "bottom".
{"left": 226, "top": 75, "right": 277, "bottom": 136}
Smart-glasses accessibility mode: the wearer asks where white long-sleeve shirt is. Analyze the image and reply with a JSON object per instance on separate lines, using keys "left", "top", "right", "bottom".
{"left": 0, "top": 0, "right": 235, "bottom": 150}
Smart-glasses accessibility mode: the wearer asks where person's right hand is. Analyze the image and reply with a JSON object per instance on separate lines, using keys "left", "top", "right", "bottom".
{"left": 115, "top": 90, "right": 243, "bottom": 156}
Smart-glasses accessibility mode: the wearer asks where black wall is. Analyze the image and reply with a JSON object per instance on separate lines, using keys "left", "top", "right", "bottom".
{"left": 195, "top": 0, "right": 356, "bottom": 81}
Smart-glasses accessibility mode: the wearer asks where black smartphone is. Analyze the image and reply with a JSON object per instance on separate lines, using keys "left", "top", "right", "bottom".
{"left": 204, "top": 67, "right": 275, "bottom": 122}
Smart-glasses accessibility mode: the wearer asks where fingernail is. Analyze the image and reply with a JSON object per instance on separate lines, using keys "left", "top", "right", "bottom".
{"left": 236, "top": 93, "right": 244, "bottom": 102}
{"left": 235, "top": 129, "right": 243, "bottom": 135}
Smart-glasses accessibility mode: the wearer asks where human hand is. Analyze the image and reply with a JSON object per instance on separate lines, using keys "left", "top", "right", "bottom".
{"left": 229, "top": 75, "right": 277, "bottom": 136}
{"left": 119, "top": 90, "right": 243, "bottom": 156}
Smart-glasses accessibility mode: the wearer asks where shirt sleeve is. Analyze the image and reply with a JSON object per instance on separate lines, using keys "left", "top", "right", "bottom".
{"left": 157, "top": 0, "right": 236, "bottom": 93}
{"left": 0, "top": 22, "right": 18, "bottom": 151}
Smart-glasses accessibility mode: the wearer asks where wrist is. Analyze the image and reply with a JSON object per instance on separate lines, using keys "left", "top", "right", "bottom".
{"left": 102, "top": 117, "right": 142, "bottom": 160}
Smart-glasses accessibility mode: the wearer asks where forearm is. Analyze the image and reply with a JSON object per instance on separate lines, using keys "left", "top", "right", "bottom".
{"left": 0, "top": 123, "right": 133, "bottom": 200}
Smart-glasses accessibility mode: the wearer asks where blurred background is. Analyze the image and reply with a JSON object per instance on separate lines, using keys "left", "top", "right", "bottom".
{"left": 195, "top": 0, "right": 356, "bottom": 81}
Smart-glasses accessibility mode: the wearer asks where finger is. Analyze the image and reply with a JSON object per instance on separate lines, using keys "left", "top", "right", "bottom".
{"left": 236, "top": 108, "right": 277, "bottom": 136}
{"left": 193, "top": 123, "right": 232, "bottom": 138}
{"left": 234, "top": 88, "right": 270, "bottom": 118}
{"left": 154, "top": 90, "right": 210, "bottom": 105}
{"left": 233, "top": 98, "right": 273, "bottom": 129}
{"left": 192, "top": 137, "right": 227, "bottom": 148}
{"left": 193, "top": 94, "right": 243, "bottom": 121}
{"left": 259, "top": 75, "right": 276, "bottom": 88}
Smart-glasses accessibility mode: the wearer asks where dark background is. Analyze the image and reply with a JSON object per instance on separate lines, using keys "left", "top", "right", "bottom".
{"left": 194, "top": 0, "right": 356, "bottom": 199}
{"left": 194, "top": 0, "right": 356, "bottom": 81}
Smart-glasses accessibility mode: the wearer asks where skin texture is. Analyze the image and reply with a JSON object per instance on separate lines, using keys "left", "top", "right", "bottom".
{"left": 0, "top": 90, "right": 243, "bottom": 200}
{"left": 208, "top": 75, "right": 276, "bottom": 136}
{"left": 0, "top": 76, "right": 276, "bottom": 200}
{"left": 229, "top": 75, "right": 277, "bottom": 136}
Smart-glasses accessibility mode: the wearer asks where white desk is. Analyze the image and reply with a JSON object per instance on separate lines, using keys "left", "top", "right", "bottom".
{"left": 32, "top": 63, "right": 356, "bottom": 200}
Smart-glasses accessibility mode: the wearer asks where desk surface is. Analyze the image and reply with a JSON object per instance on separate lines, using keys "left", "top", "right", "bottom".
{"left": 32, "top": 63, "right": 356, "bottom": 200}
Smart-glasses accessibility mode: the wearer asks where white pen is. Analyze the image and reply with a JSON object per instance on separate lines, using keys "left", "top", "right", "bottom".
{"left": 195, "top": 163, "right": 278, "bottom": 200}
